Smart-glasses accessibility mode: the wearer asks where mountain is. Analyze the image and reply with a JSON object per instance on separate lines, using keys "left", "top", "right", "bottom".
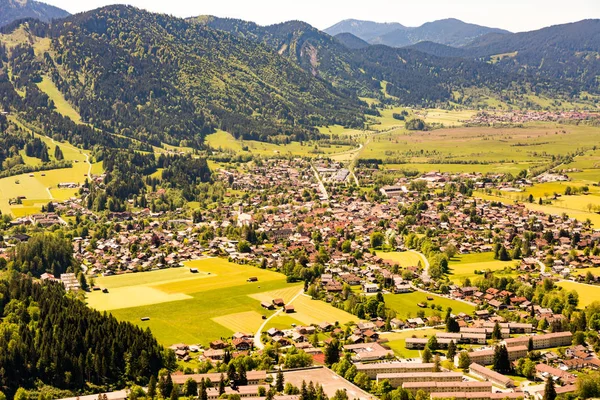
{"left": 334, "top": 33, "right": 370, "bottom": 49}
{"left": 325, "top": 18, "right": 510, "bottom": 47}
{"left": 410, "top": 20, "right": 600, "bottom": 91}
{"left": 0, "top": 0, "right": 69, "bottom": 27}
{"left": 201, "top": 17, "right": 550, "bottom": 105}
{"left": 1, "top": 6, "right": 368, "bottom": 147}
{"left": 324, "top": 19, "right": 405, "bottom": 42}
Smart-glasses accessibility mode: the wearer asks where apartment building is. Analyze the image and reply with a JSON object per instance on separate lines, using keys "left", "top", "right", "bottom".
{"left": 458, "top": 345, "right": 528, "bottom": 366}
{"left": 376, "top": 372, "right": 462, "bottom": 388}
{"left": 504, "top": 332, "right": 572, "bottom": 350}
{"left": 469, "top": 363, "right": 515, "bottom": 388}
{"left": 356, "top": 363, "right": 434, "bottom": 379}
{"left": 403, "top": 381, "right": 492, "bottom": 394}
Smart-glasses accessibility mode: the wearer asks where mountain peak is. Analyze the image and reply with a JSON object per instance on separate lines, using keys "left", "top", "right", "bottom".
{"left": 0, "top": 0, "right": 70, "bottom": 27}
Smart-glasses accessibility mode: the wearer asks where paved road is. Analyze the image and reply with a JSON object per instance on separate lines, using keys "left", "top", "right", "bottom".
{"left": 253, "top": 288, "right": 304, "bottom": 350}
{"left": 311, "top": 165, "right": 329, "bottom": 201}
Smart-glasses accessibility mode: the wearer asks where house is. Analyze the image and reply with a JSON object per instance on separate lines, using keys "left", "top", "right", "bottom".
{"left": 363, "top": 283, "right": 378, "bottom": 293}
{"left": 273, "top": 298, "right": 285, "bottom": 307}
{"left": 284, "top": 305, "right": 295, "bottom": 313}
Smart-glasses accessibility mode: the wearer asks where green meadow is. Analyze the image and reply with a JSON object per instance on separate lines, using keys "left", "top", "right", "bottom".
{"left": 384, "top": 291, "right": 475, "bottom": 320}
{"left": 447, "top": 252, "right": 518, "bottom": 283}
{"left": 88, "top": 258, "right": 356, "bottom": 346}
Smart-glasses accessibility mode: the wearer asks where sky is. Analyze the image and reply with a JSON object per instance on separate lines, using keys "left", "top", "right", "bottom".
{"left": 42, "top": 0, "right": 600, "bottom": 33}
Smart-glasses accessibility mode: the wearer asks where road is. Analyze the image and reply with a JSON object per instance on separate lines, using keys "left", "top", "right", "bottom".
{"left": 536, "top": 259, "right": 546, "bottom": 274}
{"left": 311, "top": 165, "right": 329, "bottom": 201}
{"left": 253, "top": 288, "right": 304, "bottom": 350}
{"left": 409, "top": 250, "right": 430, "bottom": 281}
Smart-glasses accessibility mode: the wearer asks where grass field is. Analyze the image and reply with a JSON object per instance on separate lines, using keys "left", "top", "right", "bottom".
{"left": 36, "top": 76, "right": 82, "bottom": 123}
{"left": 88, "top": 258, "right": 355, "bottom": 345}
{"left": 448, "top": 252, "right": 517, "bottom": 283}
{"left": 381, "top": 328, "right": 441, "bottom": 358}
{"left": 384, "top": 291, "right": 475, "bottom": 320}
{"left": 556, "top": 281, "right": 600, "bottom": 308}
{"left": 377, "top": 251, "right": 425, "bottom": 267}
{"left": 205, "top": 130, "right": 355, "bottom": 158}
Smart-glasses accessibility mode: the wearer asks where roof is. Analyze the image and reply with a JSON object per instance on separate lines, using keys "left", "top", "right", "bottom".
{"left": 469, "top": 363, "right": 514, "bottom": 386}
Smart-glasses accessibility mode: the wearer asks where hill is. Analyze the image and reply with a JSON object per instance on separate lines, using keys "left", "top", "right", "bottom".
{"left": 325, "top": 18, "right": 510, "bottom": 47}
{"left": 0, "top": 0, "right": 69, "bottom": 27}
{"left": 334, "top": 32, "right": 370, "bottom": 49}
{"left": 324, "top": 19, "right": 406, "bottom": 42}
{"left": 1, "top": 6, "right": 368, "bottom": 146}
{"left": 411, "top": 19, "right": 600, "bottom": 92}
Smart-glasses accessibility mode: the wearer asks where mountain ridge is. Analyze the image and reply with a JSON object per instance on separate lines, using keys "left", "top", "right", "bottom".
{"left": 0, "top": 0, "right": 69, "bottom": 27}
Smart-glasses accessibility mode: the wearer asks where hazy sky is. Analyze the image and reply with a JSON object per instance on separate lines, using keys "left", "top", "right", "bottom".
{"left": 42, "top": 0, "right": 599, "bottom": 32}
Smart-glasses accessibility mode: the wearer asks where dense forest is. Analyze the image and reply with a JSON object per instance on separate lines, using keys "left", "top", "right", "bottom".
{"left": 0, "top": 274, "right": 169, "bottom": 399}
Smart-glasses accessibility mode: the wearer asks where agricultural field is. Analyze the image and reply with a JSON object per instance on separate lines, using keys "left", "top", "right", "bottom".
{"left": 383, "top": 291, "right": 475, "bottom": 320}
{"left": 359, "top": 123, "right": 600, "bottom": 167}
{"left": 447, "top": 252, "right": 518, "bottom": 283}
{"left": 380, "top": 328, "right": 441, "bottom": 358}
{"left": 87, "top": 258, "right": 355, "bottom": 346}
{"left": 0, "top": 121, "right": 94, "bottom": 216}
{"left": 205, "top": 130, "right": 355, "bottom": 157}
{"left": 382, "top": 162, "right": 533, "bottom": 175}
{"left": 377, "top": 251, "right": 425, "bottom": 267}
{"left": 556, "top": 281, "right": 600, "bottom": 308}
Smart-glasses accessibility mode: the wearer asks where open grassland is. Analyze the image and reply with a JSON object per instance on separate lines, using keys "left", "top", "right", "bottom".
{"left": 448, "top": 252, "right": 518, "bottom": 283}
{"left": 381, "top": 328, "right": 441, "bottom": 358}
{"left": 0, "top": 124, "right": 92, "bottom": 216}
{"left": 205, "top": 130, "right": 355, "bottom": 158}
{"left": 87, "top": 258, "right": 354, "bottom": 345}
{"left": 360, "top": 124, "right": 600, "bottom": 167}
{"left": 377, "top": 251, "right": 425, "bottom": 267}
{"left": 383, "top": 291, "right": 475, "bottom": 320}
{"left": 475, "top": 192, "right": 600, "bottom": 227}
{"left": 36, "top": 76, "right": 82, "bottom": 123}
{"left": 382, "top": 162, "right": 533, "bottom": 175}
{"left": 556, "top": 281, "right": 600, "bottom": 308}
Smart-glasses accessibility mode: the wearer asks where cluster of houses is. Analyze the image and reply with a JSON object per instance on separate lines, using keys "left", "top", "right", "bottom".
{"left": 466, "top": 110, "right": 600, "bottom": 125}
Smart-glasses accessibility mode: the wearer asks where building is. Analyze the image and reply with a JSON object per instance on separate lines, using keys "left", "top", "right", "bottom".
{"left": 172, "top": 371, "right": 267, "bottom": 386}
{"left": 376, "top": 372, "right": 462, "bottom": 388}
{"left": 481, "top": 322, "right": 533, "bottom": 334}
{"left": 403, "top": 381, "right": 492, "bottom": 394}
{"left": 207, "top": 385, "right": 269, "bottom": 400}
{"left": 504, "top": 332, "right": 573, "bottom": 350}
{"left": 460, "top": 327, "right": 510, "bottom": 339}
{"left": 344, "top": 343, "right": 394, "bottom": 361}
{"left": 356, "top": 363, "right": 434, "bottom": 379}
{"left": 60, "top": 273, "right": 80, "bottom": 291}
{"left": 363, "top": 283, "right": 379, "bottom": 293}
{"left": 431, "top": 392, "right": 524, "bottom": 400}
{"left": 437, "top": 332, "right": 487, "bottom": 345}
{"left": 459, "top": 345, "right": 528, "bottom": 366}
{"left": 405, "top": 338, "right": 453, "bottom": 350}
{"left": 469, "top": 363, "right": 515, "bottom": 388}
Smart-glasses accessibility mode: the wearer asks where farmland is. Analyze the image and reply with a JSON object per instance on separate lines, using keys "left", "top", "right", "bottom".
{"left": 87, "top": 258, "right": 356, "bottom": 346}
{"left": 557, "top": 281, "right": 600, "bottom": 308}
{"left": 380, "top": 328, "right": 441, "bottom": 358}
{"left": 447, "top": 252, "right": 518, "bottom": 283}
{"left": 383, "top": 291, "right": 475, "bottom": 320}
{"left": 377, "top": 251, "right": 425, "bottom": 267}
{"left": 0, "top": 120, "right": 95, "bottom": 216}
{"left": 205, "top": 130, "right": 355, "bottom": 158}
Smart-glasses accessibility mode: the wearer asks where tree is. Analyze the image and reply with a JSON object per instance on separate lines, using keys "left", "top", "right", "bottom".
{"left": 184, "top": 378, "right": 198, "bottom": 397}
{"left": 276, "top": 369, "right": 285, "bottom": 392}
{"left": 458, "top": 351, "right": 471, "bottom": 370}
{"left": 169, "top": 386, "right": 179, "bottom": 400}
{"left": 325, "top": 340, "right": 340, "bottom": 366}
{"left": 446, "top": 316, "right": 460, "bottom": 333}
{"left": 492, "top": 322, "right": 502, "bottom": 340}
{"left": 422, "top": 347, "right": 432, "bottom": 363}
{"left": 528, "top": 337, "right": 534, "bottom": 352}
{"left": 237, "top": 364, "right": 248, "bottom": 385}
{"left": 573, "top": 331, "right": 586, "bottom": 346}
{"left": 353, "top": 372, "right": 371, "bottom": 390}
{"left": 370, "top": 232, "right": 385, "bottom": 249}
{"left": 433, "top": 355, "right": 441, "bottom": 372}
{"left": 219, "top": 374, "right": 226, "bottom": 396}
{"left": 0, "top": 391, "right": 6, "bottom": 400}
{"left": 148, "top": 375, "right": 157, "bottom": 399}
{"left": 446, "top": 340, "right": 457, "bottom": 360}
{"left": 543, "top": 376, "right": 557, "bottom": 400}
{"left": 427, "top": 335, "right": 439, "bottom": 351}
{"left": 199, "top": 380, "right": 208, "bottom": 400}
{"left": 14, "top": 389, "right": 28, "bottom": 400}
{"left": 332, "top": 389, "right": 349, "bottom": 400}
{"left": 492, "top": 345, "right": 511, "bottom": 373}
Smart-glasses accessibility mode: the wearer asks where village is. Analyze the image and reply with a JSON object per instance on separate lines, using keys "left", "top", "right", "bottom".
{"left": 2, "top": 158, "right": 600, "bottom": 400}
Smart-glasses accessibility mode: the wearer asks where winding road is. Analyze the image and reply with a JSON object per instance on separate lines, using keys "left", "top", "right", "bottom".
{"left": 253, "top": 288, "right": 304, "bottom": 350}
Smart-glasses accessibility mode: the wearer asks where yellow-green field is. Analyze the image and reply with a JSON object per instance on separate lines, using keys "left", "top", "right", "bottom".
{"left": 378, "top": 251, "right": 425, "bottom": 267}
{"left": 88, "top": 258, "right": 356, "bottom": 345}
{"left": 36, "top": 76, "right": 82, "bottom": 123}
{"left": 556, "top": 281, "right": 600, "bottom": 308}
{"left": 381, "top": 328, "right": 441, "bottom": 358}
{"left": 384, "top": 291, "right": 475, "bottom": 320}
{"left": 0, "top": 123, "right": 94, "bottom": 216}
{"left": 448, "top": 252, "right": 517, "bottom": 283}
{"left": 205, "top": 130, "right": 355, "bottom": 157}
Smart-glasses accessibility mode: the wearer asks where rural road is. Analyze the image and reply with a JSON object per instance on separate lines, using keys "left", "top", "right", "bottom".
{"left": 253, "top": 288, "right": 304, "bottom": 350}
{"left": 410, "top": 250, "right": 430, "bottom": 281}
{"left": 311, "top": 165, "right": 329, "bottom": 201}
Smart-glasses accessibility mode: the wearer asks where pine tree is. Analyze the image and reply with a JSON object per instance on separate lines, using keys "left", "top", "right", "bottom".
{"left": 200, "top": 379, "right": 208, "bottom": 400}
{"left": 542, "top": 376, "right": 556, "bottom": 400}
{"left": 148, "top": 376, "right": 157, "bottom": 399}
{"left": 433, "top": 355, "right": 441, "bottom": 372}
{"left": 492, "top": 322, "right": 502, "bottom": 340}
{"left": 528, "top": 337, "right": 534, "bottom": 352}
{"left": 169, "top": 386, "right": 178, "bottom": 400}
{"left": 458, "top": 351, "right": 471, "bottom": 370}
{"left": 219, "top": 374, "right": 225, "bottom": 395}
{"left": 446, "top": 340, "right": 457, "bottom": 360}
{"left": 422, "top": 347, "right": 432, "bottom": 363}
{"left": 446, "top": 316, "right": 460, "bottom": 333}
{"left": 276, "top": 369, "right": 285, "bottom": 392}
{"left": 492, "top": 345, "right": 511, "bottom": 373}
